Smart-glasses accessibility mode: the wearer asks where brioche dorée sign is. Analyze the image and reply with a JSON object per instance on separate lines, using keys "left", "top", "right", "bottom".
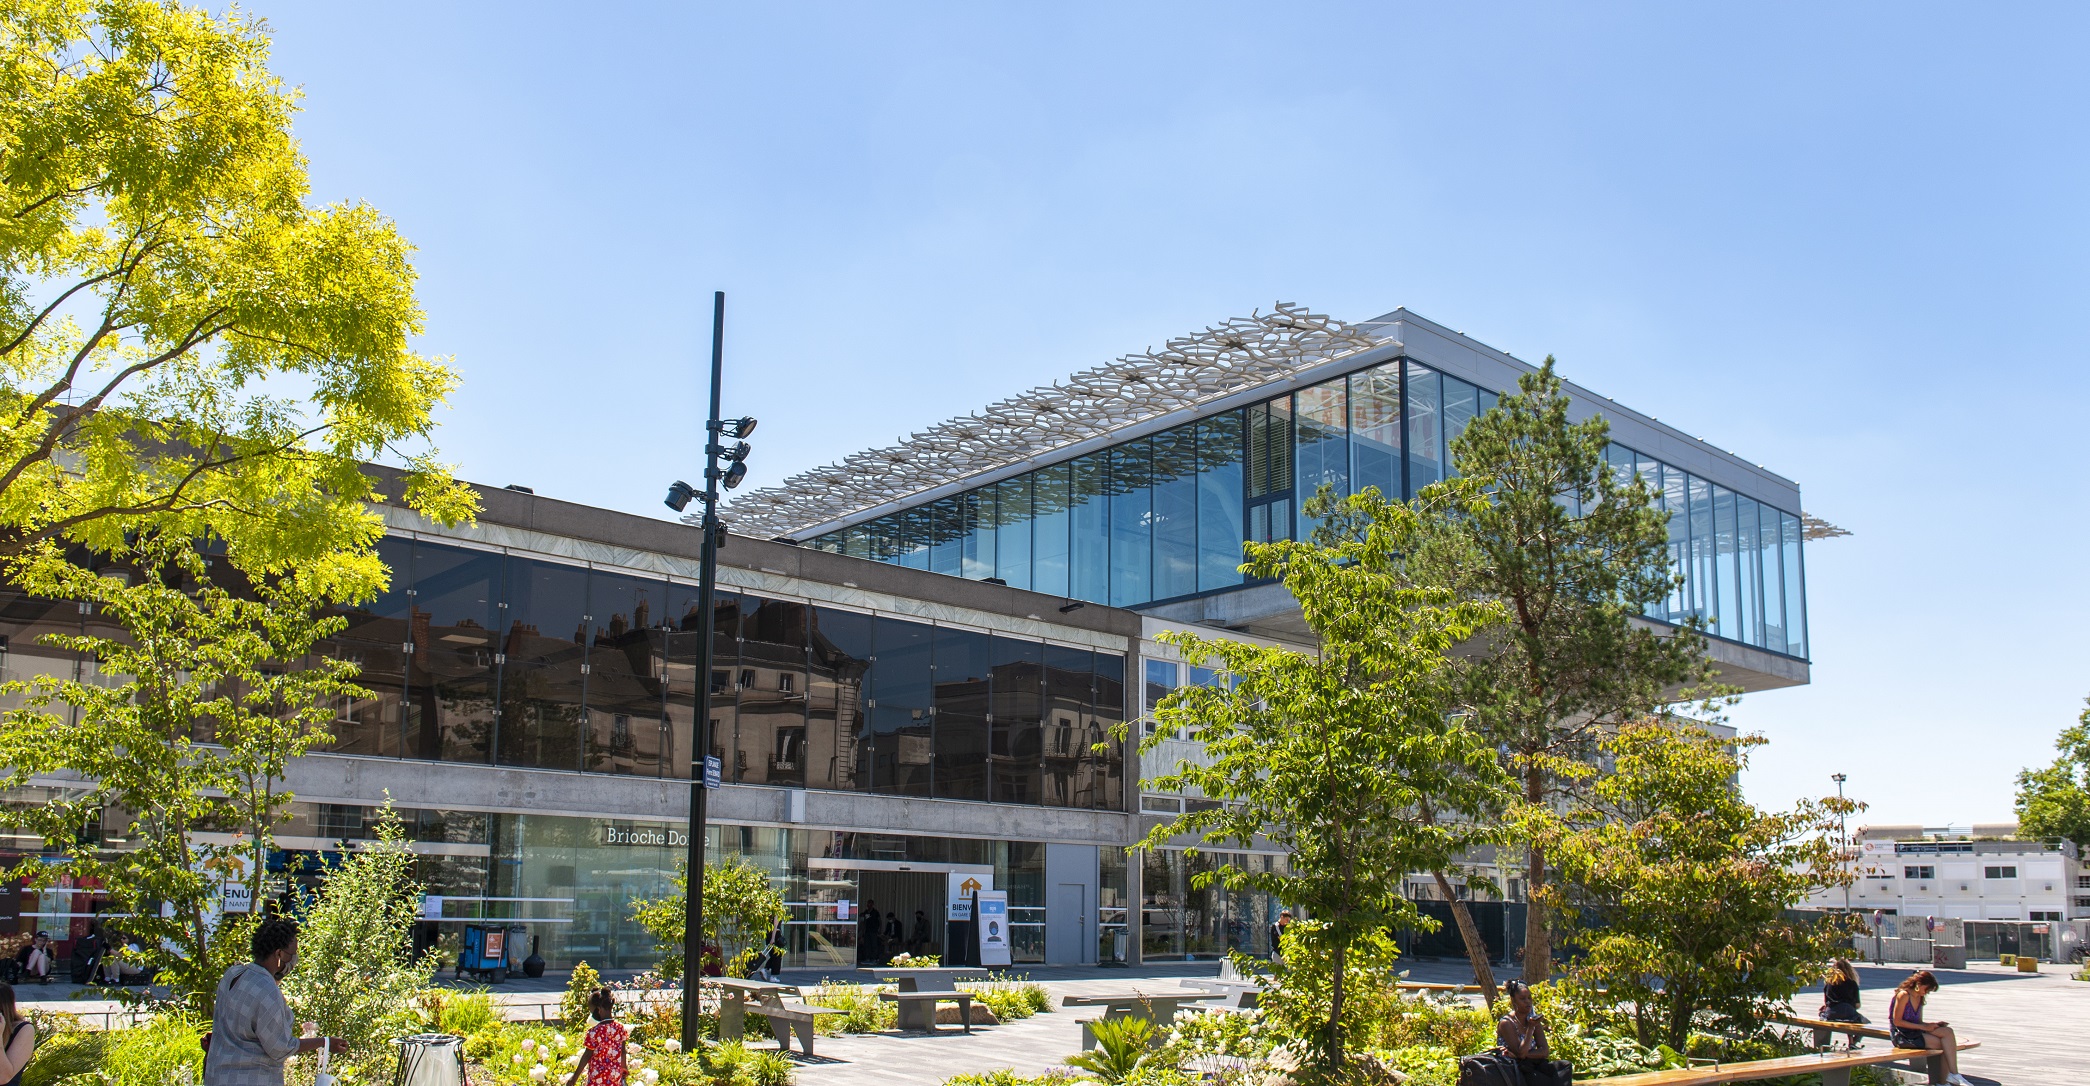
{"left": 601, "top": 825, "right": 690, "bottom": 848}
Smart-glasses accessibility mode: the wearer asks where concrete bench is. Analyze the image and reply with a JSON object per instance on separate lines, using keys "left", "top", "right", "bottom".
{"left": 878, "top": 989, "right": 974, "bottom": 1033}
{"left": 1590, "top": 1038, "right": 1981, "bottom": 1086}
{"left": 748, "top": 993, "right": 847, "bottom": 1057}
{"left": 1064, "top": 992, "right": 1222, "bottom": 1047}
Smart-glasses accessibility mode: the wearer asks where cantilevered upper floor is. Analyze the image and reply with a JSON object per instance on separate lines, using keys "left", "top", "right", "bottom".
{"left": 726, "top": 306, "right": 1817, "bottom": 692}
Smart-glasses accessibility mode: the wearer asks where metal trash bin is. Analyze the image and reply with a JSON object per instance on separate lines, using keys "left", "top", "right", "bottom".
{"left": 393, "top": 1033, "right": 466, "bottom": 1086}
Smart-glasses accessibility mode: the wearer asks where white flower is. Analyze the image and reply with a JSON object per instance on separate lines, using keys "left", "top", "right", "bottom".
{"left": 512, "top": 1054, "right": 525, "bottom": 1064}
{"left": 625, "top": 1042, "right": 640, "bottom": 1054}
{"left": 521, "top": 1038, "right": 536, "bottom": 1052}
{"left": 662, "top": 1039, "right": 681, "bottom": 1053}
{"left": 529, "top": 1066, "right": 547, "bottom": 1081}
{"left": 641, "top": 1070, "right": 660, "bottom": 1084}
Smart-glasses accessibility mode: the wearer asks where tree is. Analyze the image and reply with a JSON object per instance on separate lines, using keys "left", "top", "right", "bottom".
{"left": 1535, "top": 720, "right": 1858, "bottom": 1051}
{"left": 1135, "top": 484, "right": 1503, "bottom": 1083}
{"left": 2016, "top": 700, "right": 2090, "bottom": 851}
{"left": 1416, "top": 359, "right": 1729, "bottom": 982}
{"left": 0, "top": 0, "right": 474, "bottom": 585}
{"left": 280, "top": 804, "right": 435, "bottom": 1084}
{"left": 632, "top": 855, "right": 788, "bottom": 980}
{"left": 0, "top": 532, "right": 359, "bottom": 1013}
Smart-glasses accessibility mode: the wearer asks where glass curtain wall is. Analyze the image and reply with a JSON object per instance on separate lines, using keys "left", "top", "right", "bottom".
{"left": 320, "top": 537, "right": 1126, "bottom": 810}
{"left": 1139, "top": 848, "right": 1285, "bottom": 961}
{"left": 810, "top": 359, "right": 1807, "bottom": 659}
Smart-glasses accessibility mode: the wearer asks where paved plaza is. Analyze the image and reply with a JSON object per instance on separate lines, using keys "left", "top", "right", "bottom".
{"left": 18, "top": 959, "right": 2084, "bottom": 1083}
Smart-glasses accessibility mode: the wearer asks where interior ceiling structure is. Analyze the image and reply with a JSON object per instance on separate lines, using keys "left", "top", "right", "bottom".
{"left": 721, "top": 302, "right": 1387, "bottom": 539}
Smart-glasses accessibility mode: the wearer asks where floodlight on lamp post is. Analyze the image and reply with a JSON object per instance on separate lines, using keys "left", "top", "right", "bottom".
{"left": 1832, "top": 773, "right": 1850, "bottom": 913}
{"left": 664, "top": 291, "right": 759, "bottom": 1052}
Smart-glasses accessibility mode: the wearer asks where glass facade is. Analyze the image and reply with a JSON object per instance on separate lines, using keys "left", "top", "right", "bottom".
{"left": 1139, "top": 848, "right": 1288, "bottom": 962}
{"left": 812, "top": 358, "right": 1808, "bottom": 659}
{"left": 313, "top": 537, "right": 1127, "bottom": 809}
{"left": 270, "top": 803, "right": 1053, "bottom": 971}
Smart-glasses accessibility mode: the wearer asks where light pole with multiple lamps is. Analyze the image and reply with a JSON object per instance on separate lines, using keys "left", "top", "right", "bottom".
{"left": 663, "top": 290, "right": 757, "bottom": 1052}
{"left": 1832, "top": 772, "right": 1851, "bottom": 913}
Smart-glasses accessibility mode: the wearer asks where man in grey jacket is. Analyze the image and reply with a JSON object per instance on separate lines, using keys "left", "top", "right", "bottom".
{"left": 204, "top": 917, "right": 347, "bottom": 1086}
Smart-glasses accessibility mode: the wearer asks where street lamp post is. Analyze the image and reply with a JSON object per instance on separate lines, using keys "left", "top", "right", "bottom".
{"left": 664, "top": 291, "right": 757, "bottom": 1052}
{"left": 1832, "top": 772, "right": 1850, "bottom": 913}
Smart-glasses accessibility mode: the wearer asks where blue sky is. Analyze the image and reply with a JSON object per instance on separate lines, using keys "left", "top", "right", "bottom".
{"left": 261, "top": 2, "right": 2089, "bottom": 826}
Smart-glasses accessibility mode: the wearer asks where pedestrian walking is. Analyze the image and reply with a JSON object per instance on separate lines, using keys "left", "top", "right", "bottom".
{"left": 563, "top": 988, "right": 626, "bottom": 1086}
{"left": 204, "top": 917, "right": 347, "bottom": 1086}
{"left": 0, "top": 983, "right": 39, "bottom": 1086}
{"left": 1268, "top": 909, "right": 1293, "bottom": 963}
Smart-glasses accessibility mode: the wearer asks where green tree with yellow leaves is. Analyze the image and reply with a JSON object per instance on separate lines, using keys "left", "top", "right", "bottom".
{"left": 0, "top": 0, "right": 474, "bottom": 1002}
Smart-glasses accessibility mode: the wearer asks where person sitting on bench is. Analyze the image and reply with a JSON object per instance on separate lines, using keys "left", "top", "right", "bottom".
{"left": 1495, "top": 981, "right": 1570, "bottom": 1086}
{"left": 1889, "top": 970, "right": 1969, "bottom": 1086}
{"left": 1819, "top": 957, "right": 1865, "bottom": 1047}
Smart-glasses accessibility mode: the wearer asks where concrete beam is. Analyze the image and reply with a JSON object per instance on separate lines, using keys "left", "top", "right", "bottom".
{"left": 285, "top": 754, "right": 1137, "bottom": 849}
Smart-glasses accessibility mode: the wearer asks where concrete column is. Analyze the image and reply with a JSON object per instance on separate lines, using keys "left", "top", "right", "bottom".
{"left": 1126, "top": 845, "right": 1144, "bottom": 967}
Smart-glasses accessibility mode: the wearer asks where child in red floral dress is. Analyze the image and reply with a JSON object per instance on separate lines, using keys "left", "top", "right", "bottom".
{"left": 564, "top": 988, "right": 627, "bottom": 1086}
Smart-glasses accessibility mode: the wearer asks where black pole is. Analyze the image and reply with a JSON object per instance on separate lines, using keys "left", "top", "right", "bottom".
{"left": 679, "top": 290, "right": 726, "bottom": 1051}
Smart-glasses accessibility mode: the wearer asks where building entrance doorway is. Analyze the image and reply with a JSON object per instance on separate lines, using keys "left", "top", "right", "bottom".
{"left": 856, "top": 871, "right": 944, "bottom": 964}
{"left": 798, "top": 858, "right": 994, "bottom": 970}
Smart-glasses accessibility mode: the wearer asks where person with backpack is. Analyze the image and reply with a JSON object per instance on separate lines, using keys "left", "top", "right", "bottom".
{"left": 0, "top": 983, "right": 38, "bottom": 1086}
{"left": 563, "top": 988, "right": 626, "bottom": 1086}
{"left": 204, "top": 917, "right": 347, "bottom": 1085}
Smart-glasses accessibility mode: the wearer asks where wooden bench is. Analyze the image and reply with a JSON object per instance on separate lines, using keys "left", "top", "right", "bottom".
{"left": 878, "top": 989, "right": 973, "bottom": 1033}
{"left": 1591, "top": 1037, "right": 1981, "bottom": 1086}
{"left": 748, "top": 991, "right": 848, "bottom": 1056}
{"left": 1773, "top": 1013, "right": 1895, "bottom": 1046}
{"left": 1396, "top": 981, "right": 1486, "bottom": 996}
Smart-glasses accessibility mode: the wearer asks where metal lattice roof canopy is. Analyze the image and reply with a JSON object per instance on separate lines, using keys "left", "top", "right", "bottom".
{"left": 722, "top": 302, "right": 1389, "bottom": 538}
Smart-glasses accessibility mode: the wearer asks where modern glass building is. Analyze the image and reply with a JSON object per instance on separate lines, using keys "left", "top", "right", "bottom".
{"left": 0, "top": 305, "right": 1814, "bottom": 975}
{"left": 737, "top": 305, "right": 1815, "bottom": 675}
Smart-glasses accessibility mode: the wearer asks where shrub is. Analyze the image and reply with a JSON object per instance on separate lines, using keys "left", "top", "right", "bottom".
{"left": 1551, "top": 1023, "right": 1681, "bottom": 1077}
{"left": 280, "top": 807, "right": 439, "bottom": 1084}
{"left": 1375, "top": 1045, "right": 1458, "bottom": 1086}
{"left": 1365, "top": 992, "right": 1493, "bottom": 1056}
{"left": 965, "top": 986, "right": 1036, "bottom": 1023}
{"left": 1158, "top": 1007, "right": 1270, "bottom": 1080}
{"left": 22, "top": 1015, "right": 106, "bottom": 1086}
{"left": 942, "top": 1073, "right": 1078, "bottom": 1086}
{"left": 563, "top": 961, "right": 604, "bottom": 1030}
{"left": 427, "top": 988, "right": 502, "bottom": 1038}
{"left": 474, "top": 1025, "right": 607, "bottom": 1086}
{"left": 631, "top": 856, "right": 788, "bottom": 980}
{"left": 887, "top": 952, "right": 940, "bottom": 967}
{"left": 76, "top": 1012, "right": 205, "bottom": 1086}
{"left": 697, "top": 1039, "right": 793, "bottom": 1086}
{"left": 1120, "top": 1067, "right": 1202, "bottom": 1086}
{"left": 802, "top": 982, "right": 896, "bottom": 1034}
{"left": 959, "top": 977, "right": 1052, "bottom": 1024}
{"left": 1064, "top": 1015, "right": 1157, "bottom": 1084}
{"left": 628, "top": 993, "right": 700, "bottom": 1046}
